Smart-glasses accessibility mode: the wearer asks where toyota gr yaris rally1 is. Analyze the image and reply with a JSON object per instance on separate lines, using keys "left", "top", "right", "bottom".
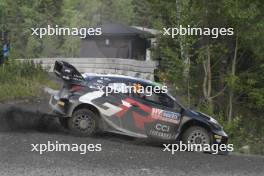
{"left": 49, "top": 61, "right": 228, "bottom": 149}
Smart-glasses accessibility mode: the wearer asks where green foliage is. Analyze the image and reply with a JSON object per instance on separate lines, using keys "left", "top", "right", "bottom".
{"left": 0, "top": 0, "right": 135, "bottom": 58}
{"left": 225, "top": 74, "right": 239, "bottom": 90}
{"left": 216, "top": 114, "right": 264, "bottom": 155}
{"left": 148, "top": 0, "right": 264, "bottom": 155}
{"left": 132, "top": 1, "right": 153, "bottom": 27}
{"left": 0, "top": 60, "right": 57, "bottom": 101}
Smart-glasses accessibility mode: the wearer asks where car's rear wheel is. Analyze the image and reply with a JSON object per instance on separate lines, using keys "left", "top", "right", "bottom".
{"left": 182, "top": 126, "right": 211, "bottom": 146}
{"left": 68, "top": 109, "right": 98, "bottom": 136}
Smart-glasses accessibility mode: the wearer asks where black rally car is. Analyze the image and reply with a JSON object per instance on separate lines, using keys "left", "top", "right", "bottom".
{"left": 49, "top": 61, "right": 228, "bottom": 146}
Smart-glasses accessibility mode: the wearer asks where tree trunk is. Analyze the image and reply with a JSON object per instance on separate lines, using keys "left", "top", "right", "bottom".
{"left": 228, "top": 35, "right": 238, "bottom": 123}
{"left": 202, "top": 44, "right": 213, "bottom": 113}
{"left": 176, "top": 0, "right": 191, "bottom": 107}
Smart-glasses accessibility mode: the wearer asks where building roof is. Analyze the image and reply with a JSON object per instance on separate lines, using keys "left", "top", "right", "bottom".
{"left": 93, "top": 23, "right": 154, "bottom": 38}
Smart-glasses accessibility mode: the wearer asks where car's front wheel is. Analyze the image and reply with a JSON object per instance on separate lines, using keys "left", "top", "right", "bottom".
{"left": 68, "top": 109, "right": 98, "bottom": 136}
{"left": 182, "top": 126, "right": 211, "bottom": 146}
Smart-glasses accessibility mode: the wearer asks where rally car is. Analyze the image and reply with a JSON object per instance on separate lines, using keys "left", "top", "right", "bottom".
{"left": 49, "top": 61, "right": 228, "bottom": 147}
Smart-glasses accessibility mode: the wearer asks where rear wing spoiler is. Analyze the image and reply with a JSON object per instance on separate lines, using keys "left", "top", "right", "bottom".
{"left": 54, "top": 60, "right": 85, "bottom": 83}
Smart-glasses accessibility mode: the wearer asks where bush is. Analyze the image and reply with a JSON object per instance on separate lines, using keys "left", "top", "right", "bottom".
{"left": 216, "top": 113, "right": 264, "bottom": 155}
{"left": 194, "top": 103, "right": 264, "bottom": 155}
{"left": 0, "top": 59, "right": 57, "bottom": 101}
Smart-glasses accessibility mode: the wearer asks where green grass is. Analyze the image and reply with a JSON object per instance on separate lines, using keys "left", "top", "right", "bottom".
{"left": 0, "top": 59, "right": 59, "bottom": 101}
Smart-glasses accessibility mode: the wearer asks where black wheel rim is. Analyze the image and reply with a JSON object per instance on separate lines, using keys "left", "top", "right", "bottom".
{"left": 74, "top": 114, "right": 95, "bottom": 132}
{"left": 187, "top": 130, "right": 209, "bottom": 145}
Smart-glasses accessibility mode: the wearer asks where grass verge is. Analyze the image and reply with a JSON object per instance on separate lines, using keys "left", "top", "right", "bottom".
{"left": 0, "top": 59, "right": 58, "bottom": 101}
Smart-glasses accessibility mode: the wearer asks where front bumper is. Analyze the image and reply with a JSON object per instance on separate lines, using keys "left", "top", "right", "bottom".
{"left": 49, "top": 95, "right": 68, "bottom": 116}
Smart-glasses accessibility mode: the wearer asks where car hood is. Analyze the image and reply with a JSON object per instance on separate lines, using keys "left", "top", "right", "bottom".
{"left": 187, "top": 110, "right": 223, "bottom": 129}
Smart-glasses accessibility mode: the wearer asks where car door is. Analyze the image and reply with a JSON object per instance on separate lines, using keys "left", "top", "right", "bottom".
{"left": 85, "top": 78, "right": 154, "bottom": 137}
{"left": 82, "top": 77, "right": 141, "bottom": 135}
{"left": 124, "top": 82, "right": 183, "bottom": 140}
{"left": 100, "top": 80, "right": 162, "bottom": 138}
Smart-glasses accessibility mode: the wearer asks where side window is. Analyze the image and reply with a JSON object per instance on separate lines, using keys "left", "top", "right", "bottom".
{"left": 145, "top": 92, "right": 173, "bottom": 108}
{"left": 130, "top": 83, "right": 172, "bottom": 107}
{"left": 87, "top": 78, "right": 101, "bottom": 88}
{"left": 146, "top": 93, "right": 182, "bottom": 112}
{"left": 87, "top": 77, "right": 111, "bottom": 89}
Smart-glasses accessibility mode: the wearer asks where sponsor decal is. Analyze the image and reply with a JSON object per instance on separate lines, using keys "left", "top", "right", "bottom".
{"left": 149, "top": 123, "right": 176, "bottom": 140}
{"left": 149, "top": 129, "right": 177, "bottom": 140}
{"left": 151, "top": 108, "right": 180, "bottom": 124}
{"left": 155, "top": 123, "right": 170, "bottom": 132}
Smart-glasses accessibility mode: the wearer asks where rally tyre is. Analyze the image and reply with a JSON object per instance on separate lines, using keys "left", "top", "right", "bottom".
{"left": 68, "top": 109, "right": 98, "bottom": 137}
{"left": 182, "top": 126, "right": 211, "bottom": 146}
{"left": 59, "top": 118, "right": 69, "bottom": 129}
